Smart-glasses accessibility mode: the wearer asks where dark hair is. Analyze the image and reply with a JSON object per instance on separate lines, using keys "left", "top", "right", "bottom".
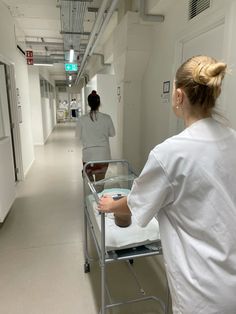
{"left": 87, "top": 90, "right": 100, "bottom": 121}
{"left": 175, "top": 55, "right": 227, "bottom": 113}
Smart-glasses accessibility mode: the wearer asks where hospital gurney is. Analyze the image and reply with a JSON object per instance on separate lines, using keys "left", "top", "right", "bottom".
{"left": 83, "top": 160, "right": 168, "bottom": 314}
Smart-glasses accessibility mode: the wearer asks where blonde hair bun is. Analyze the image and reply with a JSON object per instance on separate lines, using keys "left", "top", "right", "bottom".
{"left": 193, "top": 60, "right": 227, "bottom": 87}
{"left": 206, "top": 62, "right": 227, "bottom": 77}
{"left": 175, "top": 55, "right": 227, "bottom": 111}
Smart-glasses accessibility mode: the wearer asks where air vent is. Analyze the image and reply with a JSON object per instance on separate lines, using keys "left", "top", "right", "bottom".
{"left": 189, "top": 0, "right": 210, "bottom": 20}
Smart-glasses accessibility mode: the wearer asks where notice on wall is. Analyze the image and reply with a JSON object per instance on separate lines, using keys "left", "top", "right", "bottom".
{"left": 161, "top": 80, "right": 171, "bottom": 105}
{"left": 161, "top": 93, "right": 170, "bottom": 105}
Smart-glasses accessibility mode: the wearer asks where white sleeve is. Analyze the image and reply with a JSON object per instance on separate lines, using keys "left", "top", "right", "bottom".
{"left": 127, "top": 150, "right": 174, "bottom": 227}
{"left": 108, "top": 116, "right": 115, "bottom": 137}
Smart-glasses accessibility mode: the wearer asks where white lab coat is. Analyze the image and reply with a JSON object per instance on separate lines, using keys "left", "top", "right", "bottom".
{"left": 75, "top": 112, "right": 115, "bottom": 162}
{"left": 128, "top": 118, "right": 236, "bottom": 314}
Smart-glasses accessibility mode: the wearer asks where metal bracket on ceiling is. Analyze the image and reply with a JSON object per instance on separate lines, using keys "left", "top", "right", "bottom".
{"left": 60, "top": 31, "right": 91, "bottom": 36}
{"left": 61, "top": 0, "right": 92, "bottom": 2}
{"left": 87, "top": 7, "right": 109, "bottom": 13}
{"left": 140, "top": 0, "right": 165, "bottom": 22}
{"left": 26, "top": 41, "right": 64, "bottom": 47}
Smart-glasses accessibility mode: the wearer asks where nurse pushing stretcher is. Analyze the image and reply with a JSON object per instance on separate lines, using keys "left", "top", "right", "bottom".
{"left": 98, "top": 56, "right": 236, "bottom": 314}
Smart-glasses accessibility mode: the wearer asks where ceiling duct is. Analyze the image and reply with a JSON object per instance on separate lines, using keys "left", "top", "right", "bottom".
{"left": 59, "top": 0, "right": 90, "bottom": 66}
{"left": 75, "top": 0, "right": 119, "bottom": 85}
{"left": 139, "top": 0, "right": 164, "bottom": 22}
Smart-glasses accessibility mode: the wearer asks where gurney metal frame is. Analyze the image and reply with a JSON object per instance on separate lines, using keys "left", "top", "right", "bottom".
{"left": 83, "top": 160, "right": 168, "bottom": 314}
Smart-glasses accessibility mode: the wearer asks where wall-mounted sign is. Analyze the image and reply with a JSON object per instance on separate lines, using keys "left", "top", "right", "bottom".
{"left": 27, "top": 59, "right": 33, "bottom": 65}
{"left": 64, "top": 63, "right": 78, "bottom": 72}
{"left": 26, "top": 50, "right": 33, "bottom": 58}
{"left": 163, "top": 81, "right": 170, "bottom": 94}
{"left": 26, "top": 50, "right": 33, "bottom": 65}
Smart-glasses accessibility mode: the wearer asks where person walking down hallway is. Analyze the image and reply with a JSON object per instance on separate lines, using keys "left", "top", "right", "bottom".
{"left": 75, "top": 90, "right": 115, "bottom": 182}
{"left": 98, "top": 56, "right": 236, "bottom": 314}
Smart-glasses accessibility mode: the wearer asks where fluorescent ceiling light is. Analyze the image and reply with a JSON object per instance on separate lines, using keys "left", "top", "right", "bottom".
{"left": 69, "top": 75, "right": 72, "bottom": 81}
{"left": 69, "top": 84, "right": 72, "bottom": 87}
{"left": 69, "top": 47, "right": 74, "bottom": 63}
{"left": 34, "top": 63, "right": 53, "bottom": 67}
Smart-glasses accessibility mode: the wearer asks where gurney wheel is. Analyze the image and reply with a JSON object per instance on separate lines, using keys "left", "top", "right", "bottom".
{"left": 129, "top": 259, "right": 134, "bottom": 265}
{"left": 84, "top": 262, "right": 90, "bottom": 273}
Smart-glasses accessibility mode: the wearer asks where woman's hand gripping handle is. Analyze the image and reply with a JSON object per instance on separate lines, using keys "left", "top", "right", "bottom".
{"left": 98, "top": 195, "right": 131, "bottom": 215}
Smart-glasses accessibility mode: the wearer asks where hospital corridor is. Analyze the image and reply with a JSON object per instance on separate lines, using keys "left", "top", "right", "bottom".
{"left": 1, "top": 0, "right": 236, "bottom": 313}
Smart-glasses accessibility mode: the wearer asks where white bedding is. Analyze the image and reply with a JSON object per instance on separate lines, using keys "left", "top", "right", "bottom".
{"left": 86, "top": 188, "right": 161, "bottom": 251}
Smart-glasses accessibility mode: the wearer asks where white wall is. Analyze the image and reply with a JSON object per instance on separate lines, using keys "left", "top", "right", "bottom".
{"left": 0, "top": 137, "right": 15, "bottom": 222}
{"left": 112, "top": 12, "right": 155, "bottom": 172}
{"left": 222, "top": 0, "right": 236, "bottom": 129}
{"left": 15, "top": 53, "right": 35, "bottom": 175}
{"left": 0, "top": 65, "right": 11, "bottom": 137}
{"left": 0, "top": 1, "right": 34, "bottom": 177}
{"left": 52, "top": 97, "right": 57, "bottom": 126}
{"left": 41, "top": 97, "right": 54, "bottom": 142}
{"left": 81, "top": 87, "right": 87, "bottom": 115}
{"left": 140, "top": 0, "right": 236, "bottom": 166}
{"left": 28, "top": 67, "right": 44, "bottom": 145}
{"left": 29, "top": 66, "right": 57, "bottom": 145}
{"left": 39, "top": 78, "right": 56, "bottom": 142}
{"left": 95, "top": 0, "right": 236, "bottom": 172}
{"left": 39, "top": 67, "right": 55, "bottom": 86}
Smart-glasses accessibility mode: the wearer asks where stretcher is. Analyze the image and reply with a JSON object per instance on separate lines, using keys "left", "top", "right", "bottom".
{"left": 83, "top": 160, "right": 168, "bottom": 314}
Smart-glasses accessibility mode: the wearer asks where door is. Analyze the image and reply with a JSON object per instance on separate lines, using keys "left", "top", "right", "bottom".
{"left": 175, "top": 22, "right": 225, "bottom": 134}
{"left": 0, "top": 64, "right": 17, "bottom": 181}
{"left": 0, "top": 86, "right": 4, "bottom": 137}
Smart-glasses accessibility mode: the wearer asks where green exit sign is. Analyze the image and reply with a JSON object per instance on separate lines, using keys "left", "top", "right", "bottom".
{"left": 64, "top": 63, "right": 78, "bottom": 71}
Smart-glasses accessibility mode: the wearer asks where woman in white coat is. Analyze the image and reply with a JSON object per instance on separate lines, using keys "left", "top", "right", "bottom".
{"left": 98, "top": 56, "right": 236, "bottom": 314}
{"left": 76, "top": 90, "right": 115, "bottom": 182}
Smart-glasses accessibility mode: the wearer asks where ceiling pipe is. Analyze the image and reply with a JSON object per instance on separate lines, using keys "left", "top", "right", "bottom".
{"left": 25, "top": 41, "right": 64, "bottom": 47}
{"left": 57, "top": 0, "right": 92, "bottom": 5}
{"left": 60, "top": 31, "right": 90, "bottom": 36}
{"left": 33, "top": 55, "right": 64, "bottom": 59}
{"left": 139, "top": 0, "right": 164, "bottom": 22}
{"left": 60, "top": 0, "right": 92, "bottom": 2}
{"left": 75, "top": 0, "right": 111, "bottom": 85}
{"left": 89, "top": 0, "right": 119, "bottom": 57}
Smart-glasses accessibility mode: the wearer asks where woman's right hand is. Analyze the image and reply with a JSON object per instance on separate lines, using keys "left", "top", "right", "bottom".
{"left": 98, "top": 195, "right": 130, "bottom": 216}
{"left": 97, "top": 195, "right": 114, "bottom": 213}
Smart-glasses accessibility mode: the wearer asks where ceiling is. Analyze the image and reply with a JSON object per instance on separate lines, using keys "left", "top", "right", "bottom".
{"left": 1, "top": 0, "right": 117, "bottom": 87}
{"left": 1, "top": 0, "right": 171, "bottom": 87}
